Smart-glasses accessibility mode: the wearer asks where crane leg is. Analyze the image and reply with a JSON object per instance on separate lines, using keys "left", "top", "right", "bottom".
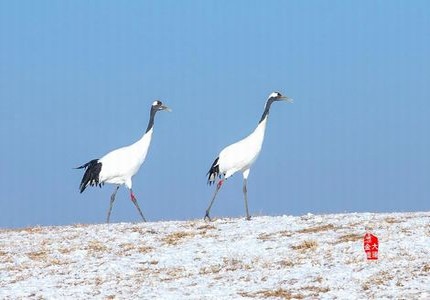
{"left": 204, "top": 179, "right": 224, "bottom": 221}
{"left": 243, "top": 178, "right": 251, "bottom": 220}
{"left": 130, "top": 189, "right": 147, "bottom": 222}
{"left": 242, "top": 169, "right": 251, "bottom": 220}
{"left": 107, "top": 185, "right": 120, "bottom": 223}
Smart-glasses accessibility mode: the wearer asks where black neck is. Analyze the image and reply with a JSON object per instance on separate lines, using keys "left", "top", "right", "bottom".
{"left": 146, "top": 107, "right": 157, "bottom": 133}
{"left": 259, "top": 98, "right": 275, "bottom": 124}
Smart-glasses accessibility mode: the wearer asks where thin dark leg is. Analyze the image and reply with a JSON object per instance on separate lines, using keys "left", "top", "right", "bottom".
{"left": 243, "top": 178, "right": 251, "bottom": 220}
{"left": 204, "top": 179, "right": 224, "bottom": 221}
{"left": 107, "top": 185, "right": 120, "bottom": 223}
{"left": 130, "top": 189, "right": 147, "bottom": 222}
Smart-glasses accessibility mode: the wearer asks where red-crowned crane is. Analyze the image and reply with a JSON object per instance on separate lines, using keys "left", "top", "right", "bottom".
{"left": 76, "top": 100, "right": 171, "bottom": 223}
{"left": 205, "top": 92, "right": 293, "bottom": 221}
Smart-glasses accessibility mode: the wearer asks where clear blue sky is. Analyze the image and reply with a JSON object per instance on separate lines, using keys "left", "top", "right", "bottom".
{"left": 1, "top": 1, "right": 429, "bottom": 228}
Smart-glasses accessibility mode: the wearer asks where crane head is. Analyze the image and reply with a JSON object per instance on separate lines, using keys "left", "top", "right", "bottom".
{"left": 152, "top": 100, "right": 172, "bottom": 112}
{"left": 269, "top": 91, "right": 293, "bottom": 103}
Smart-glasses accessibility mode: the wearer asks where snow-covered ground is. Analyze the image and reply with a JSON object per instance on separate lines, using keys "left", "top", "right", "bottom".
{"left": 1, "top": 212, "right": 429, "bottom": 299}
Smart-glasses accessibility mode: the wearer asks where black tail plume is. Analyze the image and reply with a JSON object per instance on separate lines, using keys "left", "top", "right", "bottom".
{"left": 76, "top": 159, "right": 103, "bottom": 193}
{"left": 207, "top": 157, "right": 220, "bottom": 185}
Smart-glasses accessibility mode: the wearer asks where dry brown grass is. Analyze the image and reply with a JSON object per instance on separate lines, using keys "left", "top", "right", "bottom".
{"left": 58, "top": 247, "right": 73, "bottom": 255}
{"left": 199, "top": 264, "right": 222, "bottom": 275}
{"left": 135, "top": 265, "right": 188, "bottom": 282}
{"left": 25, "top": 249, "right": 71, "bottom": 268}
{"left": 362, "top": 282, "right": 371, "bottom": 291}
{"left": 129, "top": 226, "right": 146, "bottom": 235}
{"left": 239, "top": 288, "right": 304, "bottom": 299}
{"left": 129, "top": 226, "right": 158, "bottom": 235}
{"left": 297, "top": 224, "right": 335, "bottom": 234}
{"left": 160, "top": 267, "right": 187, "bottom": 281}
{"left": 239, "top": 285, "right": 329, "bottom": 299}
{"left": 7, "top": 274, "right": 32, "bottom": 285}
{"left": 162, "top": 231, "right": 196, "bottom": 245}
{"left": 72, "top": 223, "right": 89, "bottom": 228}
{"left": 278, "top": 230, "right": 294, "bottom": 237}
{"left": 52, "top": 258, "right": 72, "bottom": 266}
{"left": 113, "top": 242, "right": 154, "bottom": 256}
{"left": 313, "top": 276, "right": 323, "bottom": 284}
{"left": 362, "top": 271, "right": 394, "bottom": 291}
{"left": 396, "top": 280, "right": 404, "bottom": 287}
{"left": 277, "top": 259, "right": 294, "bottom": 268}
{"left": 337, "top": 233, "right": 363, "bottom": 243}
{"left": 22, "top": 227, "right": 45, "bottom": 234}
{"left": 303, "top": 285, "right": 330, "bottom": 296}
{"left": 119, "top": 243, "right": 135, "bottom": 252}
{"left": 258, "top": 230, "right": 293, "bottom": 242}
{"left": 161, "top": 227, "right": 218, "bottom": 245}
{"left": 27, "top": 250, "right": 48, "bottom": 261}
{"left": 223, "top": 257, "right": 252, "bottom": 272}
{"left": 0, "top": 226, "right": 45, "bottom": 234}
{"left": 384, "top": 217, "right": 402, "bottom": 224}
{"left": 196, "top": 224, "right": 216, "bottom": 231}
{"left": 0, "top": 250, "right": 13, "bottom": 264}
{"left": 422, "top": 264, "right": 430, "bottom": 273}
{"left": 291, "top": 240, "right": 318, "bottom": 252}
{"left": 137, "top": 246, "right": 154, "bottom": 254}
{"left": 258, "top": 233, "right": 273, "bottom": 241}
{"left": 86, "top": 240, "right": 108, "bottom": 252}
{"left": 196, "top": 225, "right": 218, "bottom": 238}
{"left": 199, "top": 257, "right": 251, "bottom": 275}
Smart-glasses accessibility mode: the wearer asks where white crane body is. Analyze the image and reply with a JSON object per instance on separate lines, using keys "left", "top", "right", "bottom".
{"left": 77, "top": 101, "right": 170, "bottom": 223}
{"left": 218, "top": 117, "right": 267, "bottom": 179}
{"left": 98, "top": 128, "right": 153, "bottom": 188}
{"left": 205, "top": 92, "right": 292, "bottom": 221}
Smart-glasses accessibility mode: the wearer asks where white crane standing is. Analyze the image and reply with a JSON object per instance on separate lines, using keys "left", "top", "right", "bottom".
{"left": 205, "top": 91, "right": 292, "bottom": 221}
{"left": 76, "top": 100, "right": 171, "bottom": 223}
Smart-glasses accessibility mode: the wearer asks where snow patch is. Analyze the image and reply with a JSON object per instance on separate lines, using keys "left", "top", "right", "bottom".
{"left": 1, "top": 212, "right": 429, "bottom": 299}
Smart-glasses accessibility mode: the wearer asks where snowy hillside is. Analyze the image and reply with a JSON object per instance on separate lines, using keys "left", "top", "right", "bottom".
{"left": 1, "top": 212, "right": 429, "bottom": 299}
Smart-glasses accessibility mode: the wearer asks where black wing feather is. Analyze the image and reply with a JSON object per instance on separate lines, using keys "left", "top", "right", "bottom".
{"left": 76, "top": 159, "right": 102, "bottom": 193}
{"left": 207, "top": 157, "right": 220, "bottom": 185}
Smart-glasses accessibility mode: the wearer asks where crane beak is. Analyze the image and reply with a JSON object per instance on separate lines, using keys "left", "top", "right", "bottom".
{"left": 281, "top": 96, "right": 293, "bottom": 103}
{"left": 161, "top": 105, "right": 172, "bottom": 112}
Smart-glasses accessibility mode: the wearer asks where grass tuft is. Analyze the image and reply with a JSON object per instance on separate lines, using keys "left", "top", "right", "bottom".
{"left": 291, "top": 240, "right": 318, "bottom": 252}
{"left": 337, "top": 233, "right": 363, "bottom": 243}
{"left": 162, "top": 231, "right": 195, "bottom": 245}
{"left": 239, "top": 288, "right": 304, "bottom": 299}
{"left": 297, "top": 224, "right": 335, "bottom": 234}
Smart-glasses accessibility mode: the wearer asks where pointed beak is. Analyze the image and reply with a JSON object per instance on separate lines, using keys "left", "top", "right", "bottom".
{"left": 161, "top": 105, "right": 172, "bottom": 112}
{"left": 281, "top": 96, "right": 293, "bottom": 103}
